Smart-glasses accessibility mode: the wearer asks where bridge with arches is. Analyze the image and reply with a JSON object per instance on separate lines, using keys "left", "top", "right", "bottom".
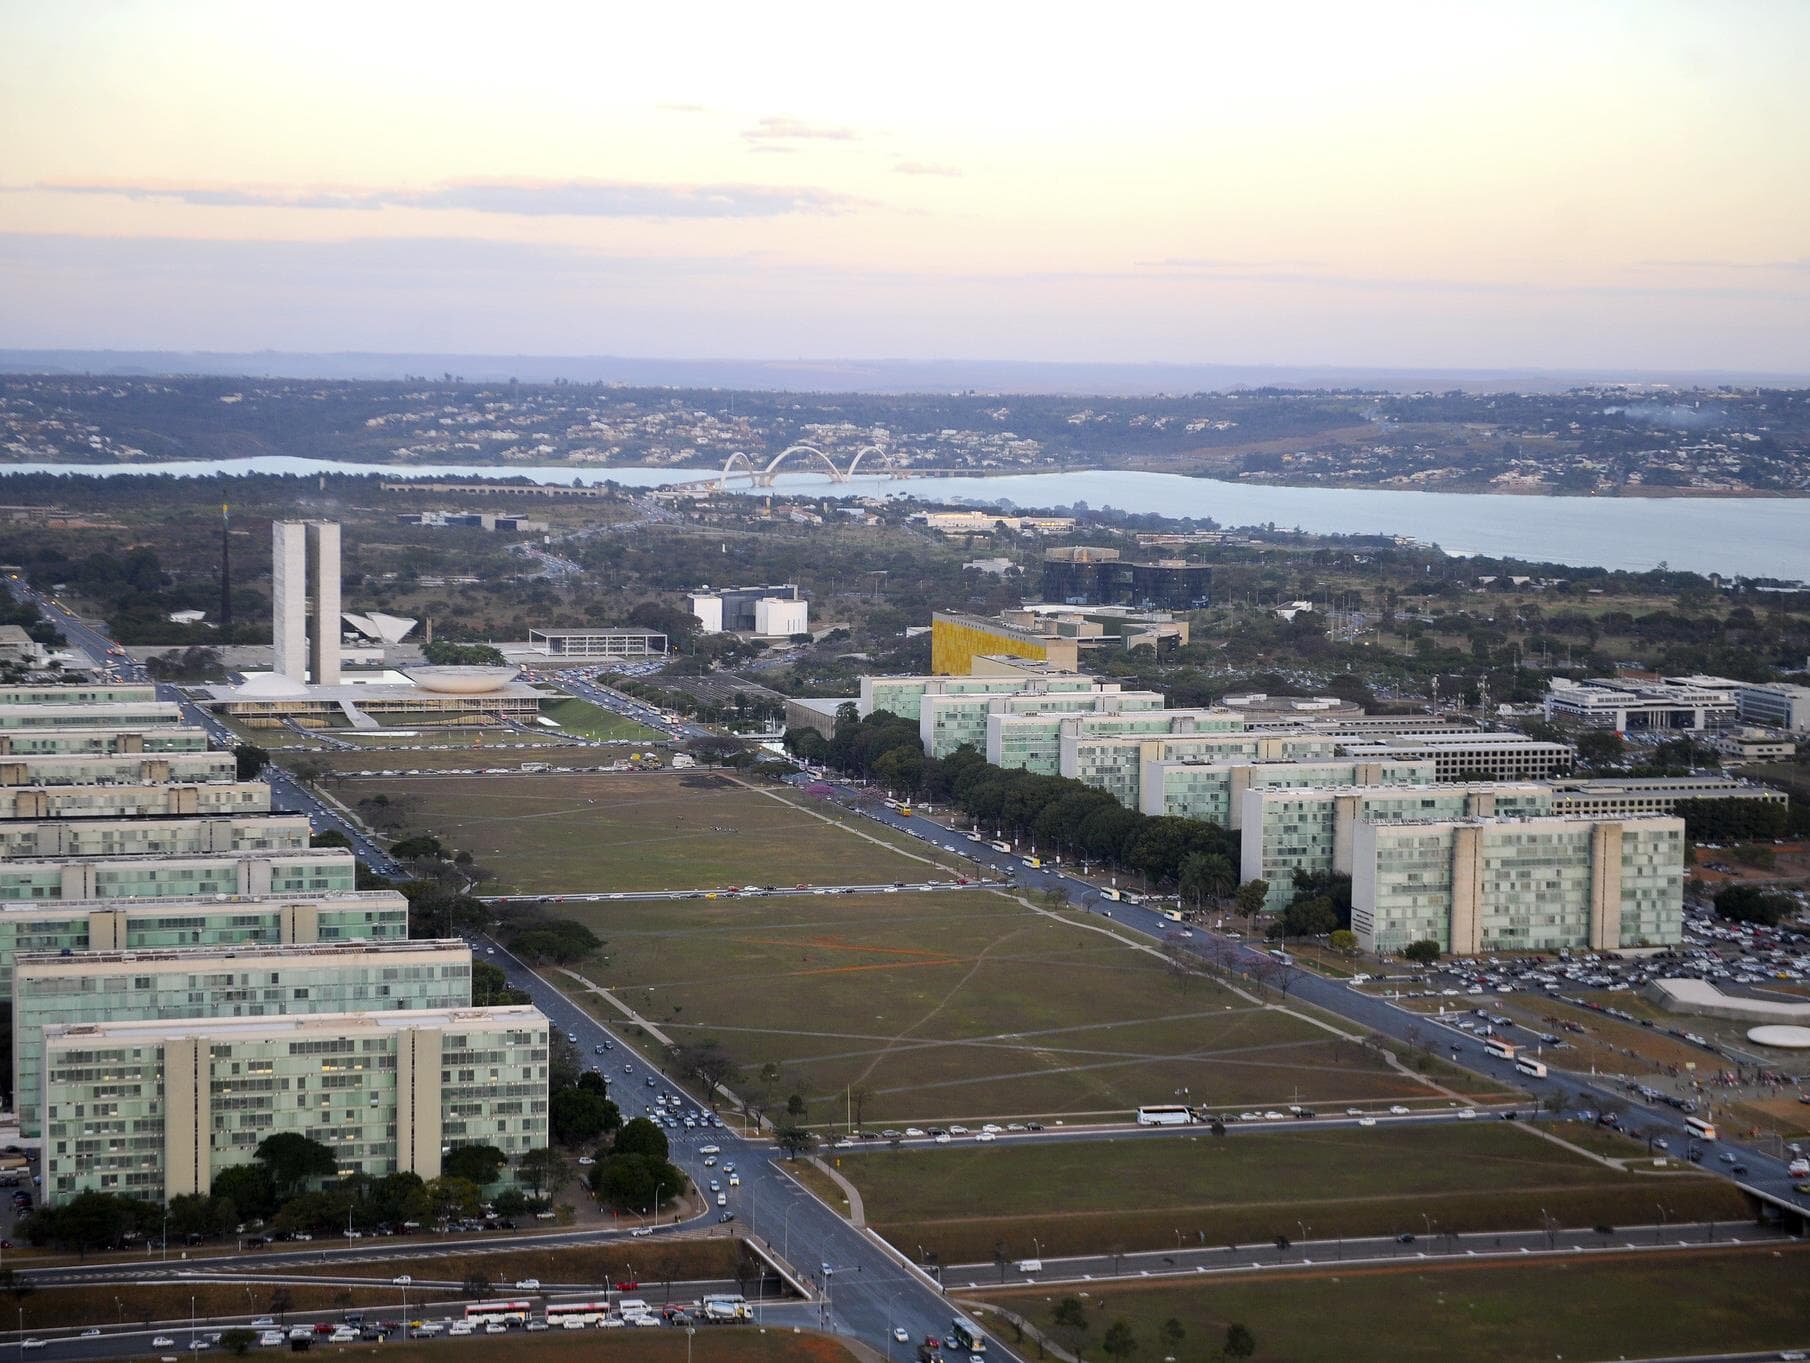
{"left": 716, "top": 444, "right": 893, "bottom": 488}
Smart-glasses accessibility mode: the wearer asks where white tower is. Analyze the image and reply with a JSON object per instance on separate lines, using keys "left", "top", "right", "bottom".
{"left": 272, "top": 520, "right": 343, "bottom": 685}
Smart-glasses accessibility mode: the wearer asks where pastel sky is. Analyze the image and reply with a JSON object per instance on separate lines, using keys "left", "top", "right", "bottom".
{"left": 3, "top": 0, "right": 1808, "bottom": 371}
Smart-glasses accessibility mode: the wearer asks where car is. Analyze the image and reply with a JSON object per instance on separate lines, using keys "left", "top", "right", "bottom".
{"left": 515, "top": 1279, "right": 541, "bottom": 1290}
{"left": 976, "top": 1131, "right": 997, "bottom": 1142}
{"left": 718, "top": 1212, "right": 736, "bottom": 1223}
{"left": 525, "top": 1322, "right": 549, "bottom": 1333}
{"left": 577, "top": 1156, "right": 595, "bottom": 1166}
{"left": 483, "top": 1323, "right": 507, "bottom": 1335}
{"left": 630, "top": 1226, "right": 653, "bottom": 1237}
{"left": 893, "top": 1328, "right": 911, "bottom": 1344}
{"left": 1358, "top": 1117, "right": 1377, "bottom": 1127}
{"left": 153, "top": 1339, "right": 176, "bottom": 1349}
{"left": 1389, "top": 1105, "right": 1411, "bottom": 1115}
{"left": 393, "top": 1275, "right": 413, "bottom": 1285}
{"left": 1455, "top": 1108, "right": 1477, "bottom": 1120}
{"left": 186, "top": 1342, "right": 208, "bottom": 1353}
{"left": 1795, "top": 1182, "right": 1810, "bottom": 1194}
{"left": 1395, "top": 1232, "right": 1415, "bottom": 1243}
{"left": 82, "top": 1329, "right": 101, "bottom": 1338}
{"left": 250, "top": 1320, "right": 275, "bottom": 1331}
{"left": 728, "top": 1173, "right": 740, "bottom": 1186}
{"left": 905, "top": 1127, "right": 926, "bottom": 1137}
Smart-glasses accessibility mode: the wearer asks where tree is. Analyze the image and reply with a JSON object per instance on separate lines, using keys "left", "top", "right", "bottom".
{"left": 673, "top": 1039, "right": 743, "bottom": 1106}
{"left": 211, "top": 1164, "right": 277, "bottom": 1223}
{"left": 515, "top": 1148, "right": 569, "bottom": 1199}
{"left": 1328, "top": 928, "right": 1359, "bottom": 958}
{"left": 427, "top": 1176, "right": 483, "bottom": 1221}
{"left": 266, "top": 1289, "right": 293, "bottom": 1325}
{"left": 614, "top": 1116, "right": 671, "bottom": 1162}
{"left": 441, "top": 1144, "right": 506, "bottom": 1187}
{"left": 550, "top": 1086, "right": 619, "bottom": 1147}
{"left": 1101, "top": 1320, "right": 1137, "bottom": 1359}
{"left": 1233, "top": 880, "right": 1269, "bottom": 919}
{"left": 1052, "top": 1296, "right": 1090, "bottom": 1357}
{"left": 1159, "top": 1317, "right": 1185, "bottom": 1351}
{"left": 1178, "top": 852, "right": 1236, "bottom": 909}
{"left": 785, "top": 1093, "right": 808, "bottom": 1119}
{"left": 774, "top": 1125, "right": 817, "bottom": 1161}
{"left": 232, "top": 744, "right": 269, "bottom": 780}
{"left": 1223, "top": 1322, "right": 1257, "bottom": 1359}
{"left": 589, "top": 1153, "right": 685, "bottom": 1213}
{"left": 219, "top": 1329, "right": 257, "bottom": 1357}
{"left": 253, "top": 1133, "right": 337, "bottom": 1199}
{"left": 1574, "top": 730, "right": 1625, "bottom": 770}
{"left": 1714, "top": 883, "right": 1793, "bottom": 926}
{"left": 1402, "top": 939, "right": 1442, "bottom": 965}
{"left": 1278, "top": 896, "right": 1337, "bottom": 940}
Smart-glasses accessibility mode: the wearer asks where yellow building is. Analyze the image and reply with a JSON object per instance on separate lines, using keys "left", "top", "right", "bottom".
{"left": 930, "top": 612, "right": 1080, "bottom": 675}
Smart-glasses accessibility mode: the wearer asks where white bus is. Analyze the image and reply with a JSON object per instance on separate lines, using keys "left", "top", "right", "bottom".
{"left": 464, "top": 1301, "right": 532, "bottom": 1327}
{"left": 1684, "top": 1115, "right": 1718, "bottom": 1142}
{"left": 1136, "top": 1104, "right": 1195, "bottom": 1126}
{"left": 545, "top": 1301, "right": 612, "bottom": 1329}
{"left": 1513, "top": 1055, "right": 1547, "bottom": 1078}
{"left": 1483, "top": 1038, "right": 1518, "bottom": 1061}
{"left": 948, "top": 1316, "right": 987, "bottom": 1353}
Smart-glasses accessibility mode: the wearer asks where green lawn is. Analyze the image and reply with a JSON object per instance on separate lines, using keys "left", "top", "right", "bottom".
{"left": 554, "top": 887, "right": 1446, "bottom": 1127}
{"left": 538, "top": 696, "right": 663, "bottom": 742}
{"left": 840, "top": 1122, "right": 1747, "bottom": 1261}
{"left": 384, "top": 770, "right": 944, "bottom": 893}
{"left": 986, "top": 1244, "right": 1810, "bottom": 1362}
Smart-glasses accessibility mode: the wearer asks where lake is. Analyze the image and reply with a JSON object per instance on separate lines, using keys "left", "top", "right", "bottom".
{"left": 2, "top": 456, "right": 1806, "bottom": 578}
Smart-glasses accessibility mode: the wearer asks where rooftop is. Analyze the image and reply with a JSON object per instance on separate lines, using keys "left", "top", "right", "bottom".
{"left": 0, "top": 888, "right": 403, "bottom": 916}
{"left": 42, "top": 1003, "right": 546, "bottom": 1047}
{"left": 15, "top": 937, "right": 467, "bottom": 971}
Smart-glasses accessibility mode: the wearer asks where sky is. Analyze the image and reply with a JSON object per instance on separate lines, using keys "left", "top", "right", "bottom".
{"left": 2, "top": 0, "right": 1808, "bottom": 372}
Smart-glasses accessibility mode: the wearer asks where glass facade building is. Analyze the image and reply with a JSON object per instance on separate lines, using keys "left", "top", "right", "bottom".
{"left": 0, "top": 814, "right": 312, "bottom": 860}
{"left": 42, "top": 1005, "right": 548, "bottom": 1204}
{"left": 1351, "top": 815, "right": 1685, "bottom": 956}
{"left": 0, "top": 849, "right": 355, "bottom": 903}
{"left": 0, "top": 781, "right": 270, "bottom": 820}
{"left": 15, "top": 939, "right": 472, "bottom": 1135}
{"left": 0, "top": 751, "right": 237, "bottom": 787}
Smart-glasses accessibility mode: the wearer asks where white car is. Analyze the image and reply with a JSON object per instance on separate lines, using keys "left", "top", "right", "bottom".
{"left": 82, "top": 1330, "right": 102, "bottom": 1339}
{"left": 484, "top": 1323, "right": 507, "bottom": 1335}
{"left": 525, "top": 1321, "right": 549, "bottom": 1333}
{"left": 392, "top": 1275, "right": 413, "bottom": 1285}
{"left": 329, "top": 1330, "right": 358, "bottom": 1344}
{"left": 1358, "top": 1117, "right": 1377, "bottom": 1127}
{"left": 630, "top": 1226, "right": 653, "bottom": 1237}
{"left": 153, "top": 1339, "right": 175, "bottom": 1349}
{"left": 893, "top": 1328, "right": 911, "bottom": 1344}
{"left": 1389, "top": 1105, "right": 1411, "bottom": 1115}
{"left": 976, "top": 1131, "right": 997, "bottom": 1142}
{"left": 981, "top": 1123, "right": 1003, "bottom": 1133}
{"left": 1455, "top": 1108, "right": 1477, "bottom": 1120}
{"left": 20, "top": 1344, "right": 44, "bottom": 1353}
{"left": 515, "top": 1278, "right": 541, "bottom": 1290}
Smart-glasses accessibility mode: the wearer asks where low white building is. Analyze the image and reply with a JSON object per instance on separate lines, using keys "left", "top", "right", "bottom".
{"left": 753, "top": 597, "right": 809, "bottom": 636}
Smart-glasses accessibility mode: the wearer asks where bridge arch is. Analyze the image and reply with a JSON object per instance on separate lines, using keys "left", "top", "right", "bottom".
{"left": 718, "top": 451, "right": 758, "bottom": 488}
{"left": 845, "top": 444, "right": 890, "bottom": 478}
{"left": 761, "top": 444, "right": 843, "bottom": 482}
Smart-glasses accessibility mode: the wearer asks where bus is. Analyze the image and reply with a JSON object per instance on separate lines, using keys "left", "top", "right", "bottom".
{"left": 545, "top": 1302, "right": 613, "bottom": 1329}
{"left": 1136, "top": 1104, "right": 1195, "bottom": 1126}
{"left": 464, "top": 1302, "right": 532, "bottom": 1327}
{"left": 896, "top": 805, "right": 913, "bottom": 818}
{"left": 1483, "top": 1038, "right": 1518, "bottom": 1061}
{"left": 1685, "top": 1115, "right": 1718, "bottom": 1142}
{"left": 948, "top": 1316, "right": 987, "bottom": 1353}
{"left": 1513, "top": 1055, "right": 1547, "bottom": 1078}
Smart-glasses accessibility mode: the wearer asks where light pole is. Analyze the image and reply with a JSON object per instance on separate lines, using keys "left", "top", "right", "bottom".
{"left": 1655, "top": 1204, "right": 1669, "bottom": 1245}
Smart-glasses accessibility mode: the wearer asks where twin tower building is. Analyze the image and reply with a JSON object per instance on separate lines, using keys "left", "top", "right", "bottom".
{"left": 272, "top": 519, "right": 341, "bottom": 685}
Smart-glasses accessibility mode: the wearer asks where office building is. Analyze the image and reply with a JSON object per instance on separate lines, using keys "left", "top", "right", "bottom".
{"left": 0, "top": 887, "right": 409, "bottom": 1001}
{"left": 859, "top": 670, "right": 1107, "bottom": 723}
{"left": 0, "top": 847, "right": 355, "bottom": 904}
{"left": 1735, "top": 681, "right": 1810, "bottom": 734}
{"left": 526, "top": 629, "right": 668, "bottom": 659}
{"left": 0, "top": 751, "right": 237, "bottom": 788}
{"left": 1240, "top": 782, "right": 1553, "bottom": 910}
{"left": 0, "top": 702, "right": 183, "bottom": 731}
{"left": 0, "top": 685, "right": 159, "bottom": 706}
{"left": 1547, "top": 775, "right": 1789, "bottom": 818}
{"left": 752, "top": 597, "right": 809, "bottom": 637}
{"left": 1072, "top": 726, "right": 1376, "bottom": 809}
{"left": 1145, "top": 757, "right": 1437, "bottom": 831}
{"left": 922, "top": 688, "right": 1167, "bottom": 760}
{"left": 1351, "top": 815, "right": 1685, "bottom": 956}
{"left": 1041, "top": 546, "right": 1212, "bottom": 611}
{"left": 687, "top": 584, "right": 802, "bottom": 635}
{"left": 931, "top": 611, "right": 1083, "bottom": 675}
{"left": 989, "top": 708, "right": 1243, "bottom": 778}
{"left": 14, "top": 938, "right": 472, "bottom": 1135}
{"left": 0, "top": 727, "right": 211, "bottom": 757}
{"left": 42, "top": 1004, "right": 549, "bottom": 1203}
{"left": 273, "top": 520, "right": 342, "bottom": 686}
{"left": 0, "top": 813, "right": 312, "bottom": 860}
{"left": 1341, "top": 733, "right": 1575, "bottom": 782}
{"left": 0, "top": 780, "right": 270, "bottom": 820}
{"left": 1543, "top": 676, "right": 1737, "bottom": 731}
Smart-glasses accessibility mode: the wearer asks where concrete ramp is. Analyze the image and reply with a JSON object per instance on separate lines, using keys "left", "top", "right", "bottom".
{"left": 338, "top": 700, "right": 381, "bottom": 731}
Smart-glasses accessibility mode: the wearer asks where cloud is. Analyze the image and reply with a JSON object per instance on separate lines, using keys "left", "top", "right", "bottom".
{"left": 656, "top": 102, "right": 711, "bottom": 113}
{"left": 893, "top": 159, "right": 963, "bottom": 178}
{"left": 22, "top": 177, "right": 858, "bottom": 220}
{"left": 741, "top": 116, "right": 858, "bottom": 143}
{"left": 1637, "top": 257, "right": 1810, "bottom": 272}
